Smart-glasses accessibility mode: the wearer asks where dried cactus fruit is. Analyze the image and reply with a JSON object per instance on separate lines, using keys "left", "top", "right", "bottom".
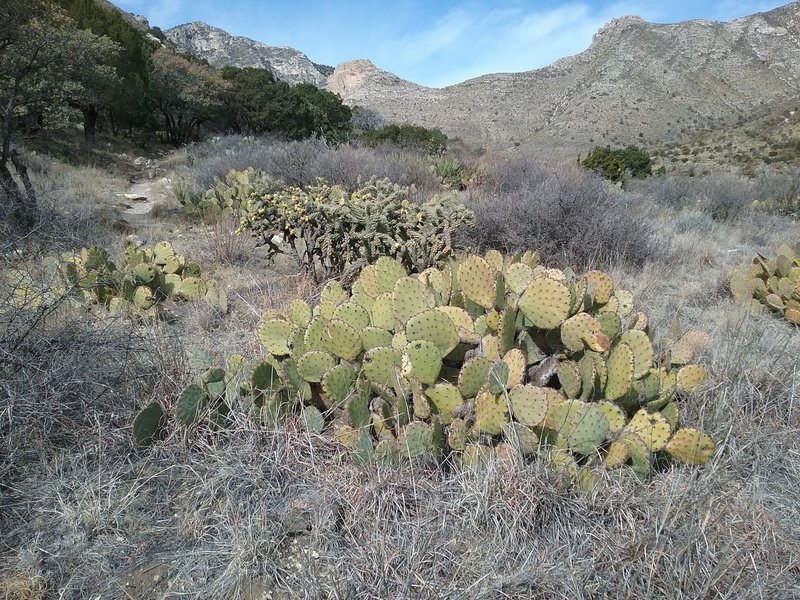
{"left": 404, "top": 340, "right": 443, "bottom": 385}
{"left": 508, "top": 385, "right": 548, "bottom": 427}
{"left": 175, "top": 383, "right": 208, "bottom": 426}
{"left": 406, "top": 309, "right": 459, "bottom": 356}
{"left": 475, "top": 391, "right": 508, "bottom": 435}
{"left": 666, "top": 428, "right": 716, "bottom": 464}
{"left": 393, "top": 276, "right": 436, "bottom": 324}
{"left": 132, "top": 402, "right": 166, "bottom": 447}
{"left": 625, "top": 408, "right": 672, "bottom": 452}
{"left": 518, "top": 277, "right": 571, "bottom": 329}
{"left": 458, "top": 255, "right": 497, "bottom": 309}
{"left": 258, "top": 318, "right": 294, "bottom": 356}
{"left": 605, "top": 342, "right": 635, "bottom": 401}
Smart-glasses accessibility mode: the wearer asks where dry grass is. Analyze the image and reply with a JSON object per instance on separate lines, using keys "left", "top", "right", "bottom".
{"left": 1, "top": 147, "right": 800, "bottom": 599}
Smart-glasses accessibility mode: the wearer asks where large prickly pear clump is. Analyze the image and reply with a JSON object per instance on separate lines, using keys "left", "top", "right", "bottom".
{"left": 240, "top": 250, "right": 715, "bottom": 483}
{"left": 729, "top": 243, "right": 800, "bottom": 325}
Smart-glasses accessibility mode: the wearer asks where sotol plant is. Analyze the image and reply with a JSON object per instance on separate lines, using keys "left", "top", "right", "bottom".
{"left": 136, "top": 251, "right": 715, "bottom": 487}
{"left": 729, "top": 243, "right": 800, "bottom": 324}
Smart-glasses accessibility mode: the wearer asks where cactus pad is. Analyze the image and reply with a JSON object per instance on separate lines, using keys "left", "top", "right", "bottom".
{"left": 376, "top": 256, "right": 408, "bottom": 293}
{"left": 505, "top": 262, "right": 535, "bottom": 295}
{"left": 676, "top": 364, "right": 708, "bottom": 392}
{"left": 133, "top": 263, "right": 157, "bottom": 285}
{"left": 179, "top": 277, "right": 207, "bottom": 300}
{"left": 487, "top": 361, "right": 510, "bottom": 394}
{"left": 518, "top": 277, "right": 571, "bottom": 329}
{"left": 333, "top": 301, "right": 371, "bottom": 331}
{"left": 605, "top": 342, "right": 635, "bottom": 401}
{"left": 437, "top": 306, "right": 479, "bottom": 343}
{"left": 426, "top": 383, "right": 464, "bottom": 423}
{"left": 503, "top": 349, "right": 526, "bottom": 388}
{"left": 301, "top": 406, "right": 326, "bottom": 433}
{"left": 509, "top": 385, "right": 548, "bottom": 427}
{"left": 405, "top": 340, "right": 443, "bottom": 385}
{"left": 406, "top": 309, "right": 459, "bottom": 357}
{"left": 288, "top": 299, "right": 313, "bottom": 327}
{"left": 374, "top": 439, "right": 402, "bottom": 466}
{"left": 557, "top": 361, "right": 582, "bottom": 399}
{"left": 552, "top": 400, "right": 609, "bottom": 455}
{"left": 133, "top": 286, "right": 154, "bottom": 310}
{"left": 258, "top": 318, "right": 294, "bottom": 356}
{"left": 458, "top": 255, "right": 497, "bottom": 309}
{"left": 585, "top": 270, "right": 614, "bottom": 304}
{"left": 560, "top": 312, "right": 606, "bottom": 353}
{"left": 475, "top": 391, "right": 508, "bottom": 435}
{"left": 132, "top": 402, "right": 166, "bottom": 447}
{"left": 360, "top": 326, "right": 394, "bottom": 351}
{"left": 620, "top": 330, "right": 654, "bottom": 379}
{"left": 319, "top": 280, "right": 348, "bottom": 320}
{"left": 393, "top": 276, "right": 436, "bottom": 324}
{"left": 398, "top": 421, "right": 434, "bottom": 459}
{"left": 175, "top": 383, "right": 208, "bottom": 425}
{"left": 322, "top": 319, "right": 363, "bottom": 361}
{"left": 458, "top": 357, "right": 491, "bottom": 397}
{"left": 296, "top": 351, "right": 336, "bottom": 383}
{"left": 666, "top": 428, "right": 716, "bottom": 464}
{"left": 625, "top": 408, "right": 672, "bottom": 452}
{"left": 322, "top": 364, "right": 355, "bottom": 405}
{"left": 363, "top": 346, "right": 402, "bottom": 386}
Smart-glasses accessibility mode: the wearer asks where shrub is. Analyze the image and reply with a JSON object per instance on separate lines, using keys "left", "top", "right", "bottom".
{"left": 581, "top": 145, "right": 652, "bottom": 183}
{"left": 237, "top": 177, "right": 474, "bottom": 282}
{"left": 729, "top": 243, "right": 800, "bottom": 324}
{"left": 135, "top": 251, "right": 716, "bottom": 486}
{"left": 466, "top": 163, "right": 659, "bottom": 270}
{"left": 361, "top": 123, "right": 449, "bottom": 155}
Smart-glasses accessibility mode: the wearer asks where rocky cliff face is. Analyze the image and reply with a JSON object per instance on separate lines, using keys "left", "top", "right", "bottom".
{"left": 328, "top": 2, "right": 800, "bottom": 155}
{"left": 165, "top": 22, "right": 331, "bottom": 86}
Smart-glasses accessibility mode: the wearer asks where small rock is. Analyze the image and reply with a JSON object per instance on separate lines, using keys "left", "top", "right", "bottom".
{"left": 124, "top": 193, "right": 148, "bottom": 202}
{"left": 133, "top": 157, "right": 147, "bottom": 166}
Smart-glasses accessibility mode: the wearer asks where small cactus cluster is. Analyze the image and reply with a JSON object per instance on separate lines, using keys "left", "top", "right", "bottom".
{"left": 139, "top": 251, "right": 715, "bottom": 484}
{"left": 37, "top": 241, "right": 227, "bottom": 316}
{"left": 236, "top": 176, "right": 474, "bottom": 282}
{"left": 182, "top": 167, "right": 281, "bottom": 221}
{"left": 729, "top": 243, "right": 800, "bottom": 325}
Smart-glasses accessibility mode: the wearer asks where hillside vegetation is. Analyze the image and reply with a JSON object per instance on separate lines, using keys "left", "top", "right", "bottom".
{"left": 1, "top": 1, "right": 800, "bottom": 599}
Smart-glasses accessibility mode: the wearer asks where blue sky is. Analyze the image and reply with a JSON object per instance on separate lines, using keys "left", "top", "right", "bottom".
{"left": 116, "top": 0, "right": 787, "bottom": 87}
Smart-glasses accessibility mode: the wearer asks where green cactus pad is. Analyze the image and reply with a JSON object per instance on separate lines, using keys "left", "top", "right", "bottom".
{"left": 398, "top": 421, "right": 434, "bottom": 459}
{"left": 370, "top": 293, "right": 396, "bottom": 331}
{"left": 405, "top": 340, "right": 443, "bottom": 385}
{"left": 597, "top": 312, "right": 622, "bottom": 339}
{"left": 251, "top": 360, "right": 283, "bottom": 401}
{"left": 458, "top": 255, "right": 497, "bottom": 309}
{"left": 458, "top": 357, "right": 492, "bottom": 397}
{"left": 578, "top": 355, "right": 597, "bottom": 400}
{"left": 602, "top": 440, "right": 630, "bottom": 469}
{"left": 132, "top": 402, "right": 166, "bottom": 447}
{"left": 597, "top": 401, "right": 626, "bottom": 435}
{"left": 333, "top": 301, "right": 371, "bottom": 331}
{"left": 258, "top": 318, "right": 294, "bottom": 356}
{"left": 179, "top": 276, "right": 207, "bottom": 300}
{"left": 504, "top": 349, "right": 526, "bottom": 388}
{"left": 354, "top": 264, "right": 381, "bottom": 298}
{"left": 518, "top": 277, "right": 571, "bottom": 329}
{"left": 625, "top": 408, "right": 672, "bottom": 452}
{"left": 614, "top": 289, "right": 635, "bottom": 316}
{"left": 459, "top": 444, "right": 492, "bottom": 469}
{"left": 666, "top": 428, "right": 715, "bottom": 465}
{"left": 360, "top": 326, "right": 394, "bottom": 351}
{"left": 508, "top": 385, "right": 548, "bottom": 427}
{"left": 436, "top": 306, "right": 479, "bottom": 343}
{"left": 392, "top": 276, "right": 436, "bottom": 324}
{"left": 560, "top": 312, "right": 604, "bottom": 353}
{"left": 302, "top": 316, "right": 328, "bottom": 352}
{"left": 585, "top": 270, "right": 614, "bottom": 304}
{"left": 334, "top": 425, "right": 359, "bottom": 448}
{"left": 619, "top": 432, "right": 652, "bottom": 479}
{"left": 296, "top": 351, "right": 336, "bottom": 383}
{"left": 320, "top": 364, "right": 355, "bottom": 405}
{"left": 426, "top": 383, "right": 464, "bottom": 424}
{"left": 175, "top": 383, "right": 208, "bottom": 426}
{"left": 288, "top": 299, "right": 313, "bottom": 327}
{"left": 204, "top": 280, "right": 228, "bottom": 313}
{"left": 301, "top": 406, "right": 326, "bottom": 433}
{"left": 152, "top": 241, "right": 176, "bottom": 265}
{"left": 133, "top": 286, "right": 154, "bottom": 310}
{"left": 676, "top": 364, "right": 708, "bottom": 392}
{"left": 485, "top": 360, "right": 509, "bottom": 394}
{"left": 518, "top": 331, "right": 546, "bottom": 366}
{"left": 497, "top": 307, "right": 518, "bottom": 355}
{"left": 605, "top": 342, "right": 635, "bottom": 400}
{"left": 376, "top": 256, "right": 408, "bottom": 293}
{"left": 483, "top": 249, "right": 504, "bottom": 271}
{"left": 475, "top": 391, "right": 508, "bottom": 435}
{"left": 619, "top": 330, "right": 654, "bottom": 379}
{"left": 133, "top": 263, "right": 157, "bottom": 285}
{"left": 547, "top": 449, "right": 578, "bottom": 483}
{"left": 482, "top": 334, "right": 502, "bottom": 361}
{"left": 504, "top": 262, "right": 535, "bottom": 295}
{"left": 322, "top": 319, "right": 363, "bottom": 361}
{"left": 502, "top": 422, "right": 539, "bottom": 455}
{"left": 374, "top": 438, "right": 402, "bottom": 466}
{"left": 363, "top": 346, "right": 402, "bottom": 386}
{"left": 162, "top": 254, "right": 183, "bottom": 275}
{"left": 319, "top": 280, "right": 348, "bottom": 320}
{"left": 406, "top": 309, "right": 459, "bottom": 357}
{"left": 557, "top": 361, "right": 582, "bottom": 399}
{"left": 552, "top": 399, "right": 609, "bottom": 455}
{"left": 660, "top": 400, "right": 680, "bottom": 431}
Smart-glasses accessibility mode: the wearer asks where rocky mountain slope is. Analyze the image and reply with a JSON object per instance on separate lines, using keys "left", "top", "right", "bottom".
{"left": 165, "top": 22, "right": 331, "bottom": 86}
{"left": 327, "top": 3, "right": 800, "bottom": 155}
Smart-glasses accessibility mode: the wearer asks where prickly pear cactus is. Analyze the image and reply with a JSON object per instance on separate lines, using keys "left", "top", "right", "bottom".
{"left": 243, "top": 251, "right": 715, "bottom": 484}
{"left": 729, "top": 243, "right": 800, "bottom": 325}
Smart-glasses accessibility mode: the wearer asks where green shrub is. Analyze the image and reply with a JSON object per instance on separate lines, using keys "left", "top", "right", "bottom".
{"left": 237, "top": 177, "right": 474, "bottom": 282}
{"left": 361, "top": 123, "right": 449, "bottom": 155}
{"left": 581, "top": 145, "right": 652, "bottom": 183}
{"left": 181, "top": 167, "right": 281, "bottom": 221}
{"left": 135, "top": 251, "right": 716, "bottom": 487}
